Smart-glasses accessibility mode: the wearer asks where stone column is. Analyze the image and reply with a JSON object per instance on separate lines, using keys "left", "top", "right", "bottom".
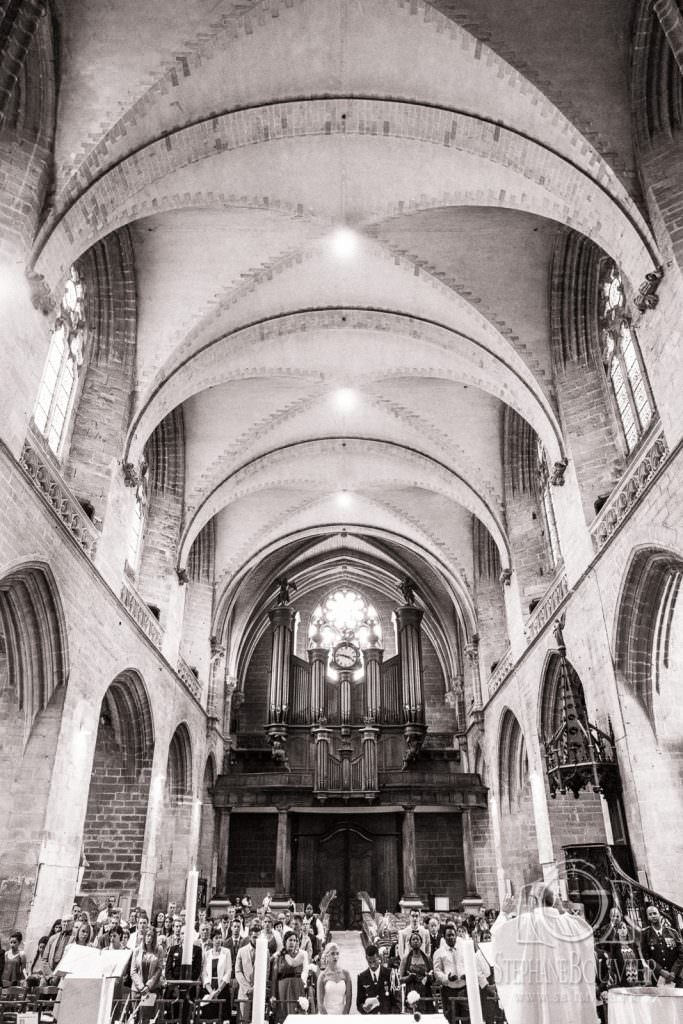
{"left": 364, "top": 646, "right": 383, "bottom": 721}
{"left": 215, "top": 807, "right": 231, "bottom": 895}
{"left": 461, "top": 809, "right": 483, "bottom": 914}
{"left": 308, "top": 646, "right": 328, "bottom": 721}
{"left": 400, "top": 806, "right": 421, "bottom": 909}
{"left": 274, "top": 808, "right": 291, "bottom": 898}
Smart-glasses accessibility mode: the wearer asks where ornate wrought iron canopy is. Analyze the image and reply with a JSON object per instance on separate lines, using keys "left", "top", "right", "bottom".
{"left": 543, "top": 615, "right": 619, "bottom": 799}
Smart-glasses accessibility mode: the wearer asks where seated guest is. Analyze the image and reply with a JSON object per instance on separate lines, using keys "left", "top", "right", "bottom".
{"left": 201, "top": 930, "right": 232, "bottom": 1021}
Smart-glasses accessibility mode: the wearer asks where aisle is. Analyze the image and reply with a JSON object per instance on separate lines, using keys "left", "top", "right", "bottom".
{"left": 328, "top": 930, "right": 367, "bottom": 1013}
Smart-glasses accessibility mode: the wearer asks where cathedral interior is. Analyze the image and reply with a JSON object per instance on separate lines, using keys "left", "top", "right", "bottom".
{"left": 1, "top": 0, "right": 683, "bottom": 948}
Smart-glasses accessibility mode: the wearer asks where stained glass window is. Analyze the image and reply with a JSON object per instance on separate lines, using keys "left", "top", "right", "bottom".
{"left": 599, "top": 263, "right": 653, "bottom": 452}
{"left": 34, "top": 266, "right": 87, "bottom": 456}
{"left": 308, "top": 588, "right": 382, "bottom": 650}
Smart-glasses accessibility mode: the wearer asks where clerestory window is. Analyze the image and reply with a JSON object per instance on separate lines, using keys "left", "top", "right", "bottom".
{"left": 34, "top": 266, "right": 87, "bottom": 456}
{"left": 599, "top": 263, "right": 653, "bottom": 453}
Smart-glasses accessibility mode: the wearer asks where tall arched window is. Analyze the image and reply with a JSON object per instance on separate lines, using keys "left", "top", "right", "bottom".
{"left": 599, "top": 262, "right": 653, "bottom": 452}
{"left": 308, "top": 588, "right": 382, "bottom": 650}
{"left": 34, "top": 266, "right": 87, "bottom": 456}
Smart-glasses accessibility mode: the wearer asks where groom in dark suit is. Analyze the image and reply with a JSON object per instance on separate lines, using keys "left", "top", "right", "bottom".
{"left": 356, "top": 945, "right": 400, "bottom": 1014}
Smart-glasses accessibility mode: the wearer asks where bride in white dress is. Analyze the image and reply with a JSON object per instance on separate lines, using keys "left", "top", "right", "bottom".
{"left": 317, "top": 942, "right": 352, "bottom": 1014}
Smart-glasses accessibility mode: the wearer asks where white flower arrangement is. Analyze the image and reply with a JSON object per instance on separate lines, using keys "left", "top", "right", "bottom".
{"left": 298, "top": 996, "right": 310, "bottom": 1012}
{"left": 406, "top": 990, "right": 421, "bottom": 1007}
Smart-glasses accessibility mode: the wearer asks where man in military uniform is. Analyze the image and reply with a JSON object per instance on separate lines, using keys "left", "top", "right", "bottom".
{"left": 640, "top": 905, "right": 683, "bottom": 986}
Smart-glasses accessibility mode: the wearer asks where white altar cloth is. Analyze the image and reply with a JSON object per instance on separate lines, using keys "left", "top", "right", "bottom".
{"left": 285, "top": 1016, "right": 448, "bottom": 1024}
{"left": 609, "top": 986, "right": 683, "bottom": 1024}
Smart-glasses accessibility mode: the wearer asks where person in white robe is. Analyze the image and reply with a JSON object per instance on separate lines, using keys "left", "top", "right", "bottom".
{"left": 490, "top": 885, "right": 598, "bottom": 1024}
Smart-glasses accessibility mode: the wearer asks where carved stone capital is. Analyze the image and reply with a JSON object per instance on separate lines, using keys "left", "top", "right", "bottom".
{"left": 550, "top": 459, "right": 568, "bottom": 486}
{"left": 499, "top": 567, "right": 513, "bottom": 586}
{"left": 176, "top": 567, "right": 189, "bottom": 585}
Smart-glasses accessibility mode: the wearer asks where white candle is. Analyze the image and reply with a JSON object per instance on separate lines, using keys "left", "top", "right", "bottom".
{"left": 182, "top": 868, "right": 199, "bottom": 966}
{"left": 251, "top": 932, "right": 269, "bottom": 1024}
{"left": 461, "top": 936, "right": 484, "bottom": 1024}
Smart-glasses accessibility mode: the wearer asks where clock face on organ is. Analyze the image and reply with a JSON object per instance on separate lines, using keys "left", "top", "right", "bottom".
{"left": 332, "top": 642, "right": 359, "bottom": 669}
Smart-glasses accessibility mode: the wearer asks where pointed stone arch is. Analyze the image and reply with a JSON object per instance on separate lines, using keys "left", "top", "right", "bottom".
{"left": 80, "top": 670, "right": 155, "bottom": 902}
{"left": 0, "top": 561, "right": 68, "bottom": 737}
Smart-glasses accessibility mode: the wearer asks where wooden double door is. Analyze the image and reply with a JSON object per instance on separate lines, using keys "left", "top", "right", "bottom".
{"left": 293, "top": 815, "right": 400, "bottom": 929}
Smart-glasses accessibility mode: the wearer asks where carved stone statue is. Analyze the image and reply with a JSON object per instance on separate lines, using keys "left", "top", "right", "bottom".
{"left": 274, "top": 576, "right": 297, "bottom": 605}
{"left": 398, "top": 575, "right": 417, "bottom": 605}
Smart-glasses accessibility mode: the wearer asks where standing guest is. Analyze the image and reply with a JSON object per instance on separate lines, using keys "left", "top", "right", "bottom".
{"left": 97, "top": 896, "right": 117, "bottom": 926}
{"left": 198, "top": 921, "right": 212, "bottom": 954}
{"left": 154, "top": 911, "right": 166, "bottom": 933}
{"left": 263, "top": 915, "right": 281, "bottom": 955}
{"left": 399, "top": 931, "right": 433, "bottom": 1013}
{"left": 2, "top": 932, "right": 27, "bottom": 988}
{"left": 356, "top": 944, "right": 400, "bottom": 1015}
{"left": 433, "top": 922, "right": 467, "bottom": 1024}
{"left": 426, "top": 917, "right": 444, "bottom": 957}
{"left": 317, "top": 942, "right": 352, "bottom": 1015}
{"left": 235, "top": 920, "right": 263, "bottom": 1024}
{"left": 41, "top": 913, "right": 74, "bottom": 982}
{"left": 26, "top": 935, "right": 49, "bottom": 989}
{"left": 303, "top": 904, "right": 325, "bottom": 959}
{"left": 289, "top": 916, "right": 313, "bottom": 961}
{"left": 398, "top": 909, "right": 430, "bottom": 958}
{"left": 130, "top": 926, "right": 162, "bottom": 1010}
{"left": 640, "top": 905, "right": 683, "bottom": 987}
{"left": 70, "top": 920, "right": 95, "bottom": 946}
{"left": 108, "top": 925, "right": 125, "bottom": 950}
{"left": 270, "top": 932, "right": 308, "bottom": 1021}
{"left": 201, "top": 930, "right": 232, "bottom": 1021}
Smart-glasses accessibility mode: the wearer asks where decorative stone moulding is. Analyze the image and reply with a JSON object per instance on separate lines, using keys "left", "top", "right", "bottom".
{"left": 526, "top": 567, "right": 569, "bottom": 643}
{"left": 591, "top": 428, "right": 669, "bottom": 551}
{"left": 120, "top": 578, "right": 163, "bottom": 648}
{"left": 177, "top": 655, "right": 203, "bottom": 703}
{"left": 487, "top": 647, "right": 514, "bottom": 698}
{"left": 20, "top": 429, "right": 99, "bottom": 559}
